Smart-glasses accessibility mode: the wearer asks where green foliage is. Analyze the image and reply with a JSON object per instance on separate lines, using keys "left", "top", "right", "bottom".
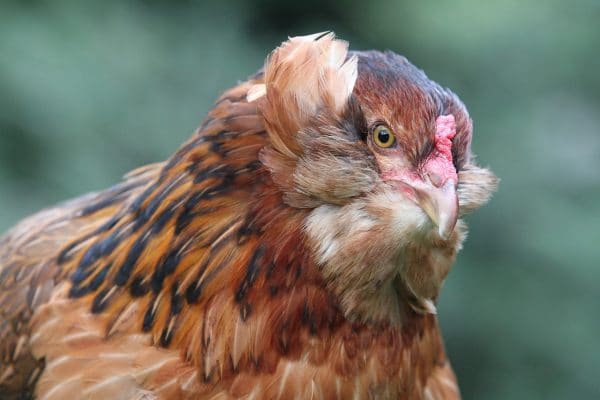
{"left": 1, "top": 1, "right": 598, "bottom": 398}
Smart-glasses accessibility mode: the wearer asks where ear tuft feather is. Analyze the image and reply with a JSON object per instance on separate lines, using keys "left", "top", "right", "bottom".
{"left": 259, "top": 32, "right": 358, "bottom": 158}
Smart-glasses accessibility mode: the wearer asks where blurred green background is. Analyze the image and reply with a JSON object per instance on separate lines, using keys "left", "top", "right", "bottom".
{"left": 1, "top": 1, "right": 598, "bottom": 398}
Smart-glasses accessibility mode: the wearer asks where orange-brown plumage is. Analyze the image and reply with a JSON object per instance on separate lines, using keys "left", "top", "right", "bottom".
{"left": 0, "top": 33, "right": 497, "bottom": 399}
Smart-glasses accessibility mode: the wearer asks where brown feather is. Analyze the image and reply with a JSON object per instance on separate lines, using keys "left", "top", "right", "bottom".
{"left": 0, "top": 32, "right": 497, "bottom": 399}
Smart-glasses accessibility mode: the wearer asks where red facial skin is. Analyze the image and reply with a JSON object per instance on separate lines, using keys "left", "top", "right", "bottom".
{"left": 381, "top": 115, "right": 457, "bottom": 186}
{"left": 380, "top": 115, "right": 459, "bottom": 239}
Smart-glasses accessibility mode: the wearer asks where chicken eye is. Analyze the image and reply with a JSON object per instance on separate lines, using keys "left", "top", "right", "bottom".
{"left": 373, "top": 125, "right": 396, "bottom": 148}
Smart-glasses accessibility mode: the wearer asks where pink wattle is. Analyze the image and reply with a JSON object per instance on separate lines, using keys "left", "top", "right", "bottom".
{"left": 424, "top": 115, "right": 458, "bottom": 184}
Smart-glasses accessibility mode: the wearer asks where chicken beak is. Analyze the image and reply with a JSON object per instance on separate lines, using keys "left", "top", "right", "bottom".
{"left": 414, "top": 180, "right": 458, "bottom": 240}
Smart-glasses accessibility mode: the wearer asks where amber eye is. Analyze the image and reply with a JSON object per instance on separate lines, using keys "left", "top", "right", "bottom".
{"left": 372, "top": 125, "right": 395, "bottom": 148}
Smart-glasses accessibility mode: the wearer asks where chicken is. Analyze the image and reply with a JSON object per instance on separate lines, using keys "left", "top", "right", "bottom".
{"left": 0, "top": 32, "right": 497, "bottom": 400}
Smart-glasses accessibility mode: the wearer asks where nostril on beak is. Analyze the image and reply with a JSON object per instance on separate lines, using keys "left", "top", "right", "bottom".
{"left": 426, "top": 172, "right": 444, "bottom": 188}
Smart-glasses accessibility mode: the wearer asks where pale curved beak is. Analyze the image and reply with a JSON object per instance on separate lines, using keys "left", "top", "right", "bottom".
{"left": 413, "top": 180, "right": 458, "bottom": 240}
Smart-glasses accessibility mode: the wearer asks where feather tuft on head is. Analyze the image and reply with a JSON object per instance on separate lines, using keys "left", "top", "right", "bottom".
{"left": 259, "top": 32, "right": 358, "bottom": 159}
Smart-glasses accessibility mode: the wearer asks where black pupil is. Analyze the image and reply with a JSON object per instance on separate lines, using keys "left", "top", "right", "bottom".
{"left": 378, "top": 128, "right": 390, "bottom": 143}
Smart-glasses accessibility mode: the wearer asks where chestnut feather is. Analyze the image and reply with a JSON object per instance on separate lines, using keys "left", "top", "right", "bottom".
{"left": 0, "top": 32, "right": 496, "bottom": 399}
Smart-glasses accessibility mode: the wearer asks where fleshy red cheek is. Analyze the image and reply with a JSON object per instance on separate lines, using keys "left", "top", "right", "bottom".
{"left": 381, "top": 166, "right": 420, "bottom": 183}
